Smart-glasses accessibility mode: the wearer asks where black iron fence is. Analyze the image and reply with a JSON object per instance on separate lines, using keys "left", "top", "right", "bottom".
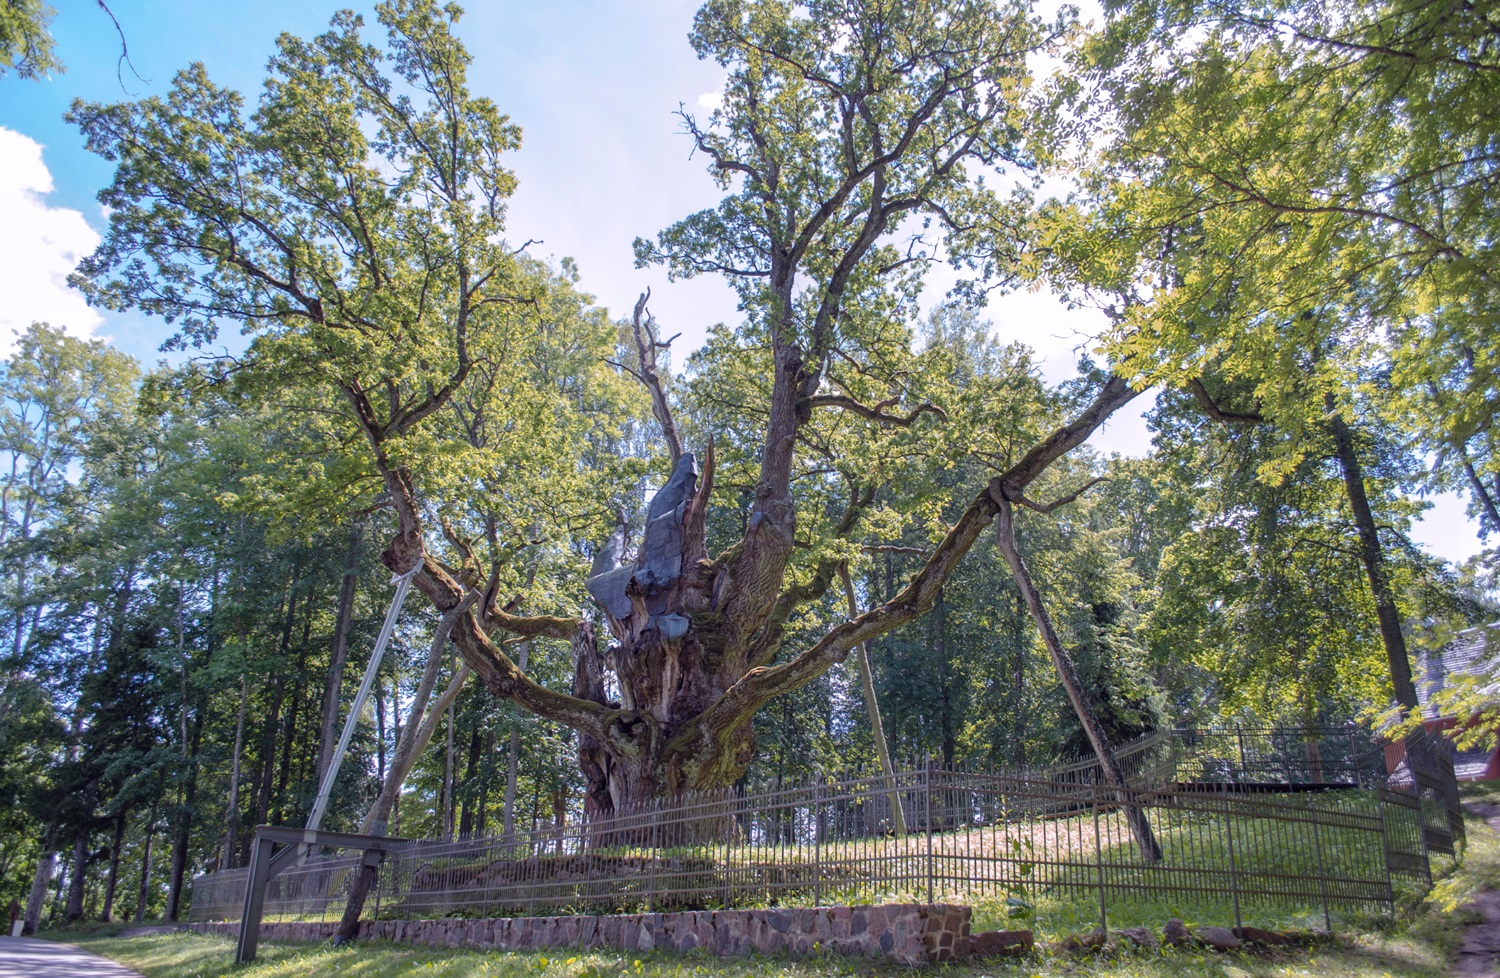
{"left": 188, "top": 725, "right": 1462, "bottom": 936}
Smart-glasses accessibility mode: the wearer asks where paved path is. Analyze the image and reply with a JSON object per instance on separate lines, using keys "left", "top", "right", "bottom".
{"left": 0, "top": 937, "right": 143, "bottom": 977}
{"left": 1455, "top": 801, "right": 1500, "bottom": 978}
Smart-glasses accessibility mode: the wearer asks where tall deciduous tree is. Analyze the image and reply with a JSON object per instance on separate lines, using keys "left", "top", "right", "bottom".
{"left": 72, "top": 0, "right": 1148, "bottom": 820}
{"left": 1060, "top": 0, "right": 1498, "bottom": 719}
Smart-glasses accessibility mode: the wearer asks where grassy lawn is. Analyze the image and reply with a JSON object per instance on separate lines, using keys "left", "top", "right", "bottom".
{"left": 53, "top": 782, "right": 1500, "bottom": 978}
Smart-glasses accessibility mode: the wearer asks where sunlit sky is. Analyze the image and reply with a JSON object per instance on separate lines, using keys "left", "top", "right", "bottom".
{"left": 0, "top": 0, "right": 1484, "bottom": 563}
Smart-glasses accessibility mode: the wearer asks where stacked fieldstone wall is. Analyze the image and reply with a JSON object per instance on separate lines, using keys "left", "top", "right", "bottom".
{"left": 186, "top": 903, "right": 971, "bottom": 965}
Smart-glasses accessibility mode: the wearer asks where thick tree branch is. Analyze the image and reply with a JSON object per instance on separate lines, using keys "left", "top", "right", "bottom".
{"left": 1015, "top": 477, "right": 1108, "bottom": 514}
{"left": 628, "top": 290, "right": 683, "bottom": 465}
{"left": 1187, "top": 377, "right": 1264, "bottom": 425}
{"left": 374, "top": 469, "right": 610, "bottom": 745}
{"left": 671, "top": 375, "right": 1145, "bottom": 769}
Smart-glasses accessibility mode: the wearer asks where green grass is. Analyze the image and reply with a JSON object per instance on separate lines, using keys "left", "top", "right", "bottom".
{"left": 52, "top": 783, "right": 1500, "bottom": 978}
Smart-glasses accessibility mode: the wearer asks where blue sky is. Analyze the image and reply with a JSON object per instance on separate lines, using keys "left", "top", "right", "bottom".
{"left": 0, "top": 0, "right": 1486, "bottom": 563}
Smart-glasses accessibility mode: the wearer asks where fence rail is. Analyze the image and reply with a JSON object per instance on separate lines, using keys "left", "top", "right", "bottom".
{"left": 189, "top": 725, "right": 1460, "bottom": 936}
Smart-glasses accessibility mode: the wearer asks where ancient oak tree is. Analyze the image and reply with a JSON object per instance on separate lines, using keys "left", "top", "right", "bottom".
{"left": 73, "top": 0, "right": 1146, "bottom": 820}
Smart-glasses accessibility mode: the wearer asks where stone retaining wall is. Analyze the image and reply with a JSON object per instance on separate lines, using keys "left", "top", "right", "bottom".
{"left": 187, "top": 904, "right": 971, "bottom": 965}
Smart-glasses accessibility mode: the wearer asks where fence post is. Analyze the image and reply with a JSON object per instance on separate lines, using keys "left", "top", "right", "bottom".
{"left": 648, "top": 805, "right": 659, "bottom": 913}
{"left": 1374, "top": 789, "right": 1396, "bottom": 921}
{"left": 924, "top": 754, "right": 934, "bottom": 906}
{"left": 1346, "top": 723, "right": 1364, "bottom": 789}
{"left": 1092, "top": 783, "right": 1108, "bottom": 938}
{"left": 813, "top": 781, "right": 823, "bottom": 907}
{"left": 722, "top": 791, "right": 733, "bottom": 911}
{"left": 1223, "top": 798, "right": 1242, "bottom": 933}
{"left": 1235, "top": 723, "right": 1249, "bottom": 780}
{"left": 1277, "top": 724, "right": 1294, "bottom": 783}
{"left": 1309, "top": 800, "right": 1332, "bottom": 933}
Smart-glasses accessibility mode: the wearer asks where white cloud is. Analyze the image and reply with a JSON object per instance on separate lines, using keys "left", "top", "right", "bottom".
{"left": 1410, "top": 489, "right": 1486, "bottom": 565}
{"left": 0, "top": 127, "right": 102, "bottom": 356}
{"left": 695, "top": 90, "right": 723, "bottom": 111}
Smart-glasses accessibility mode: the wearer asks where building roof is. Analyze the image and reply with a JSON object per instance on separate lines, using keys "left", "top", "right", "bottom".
{"left": 1419, "top": 622, "right": 1500, "bottom": 719}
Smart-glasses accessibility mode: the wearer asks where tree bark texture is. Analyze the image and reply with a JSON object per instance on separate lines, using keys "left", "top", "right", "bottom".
{"left": 22, "top": 840, "right": 55, "bottom": 935}
{"left": 221, "top": 672, "right": 247, "bottom": 870}
{"left": 64, "top": 829, "right": 87, "bottom": 921}
{"left": 134, "top": 799, "right": 157, "bottom": 922}
{"left": 1326, "top": 403, "right": 1420, "bottom": 711}
{"left": 355, "top": 370, "right": 1141, "bottom": 820}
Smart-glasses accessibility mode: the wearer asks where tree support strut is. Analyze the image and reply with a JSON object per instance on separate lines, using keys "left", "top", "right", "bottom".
{"left": 235, "top": 825, "right": 409, "bottom": 964}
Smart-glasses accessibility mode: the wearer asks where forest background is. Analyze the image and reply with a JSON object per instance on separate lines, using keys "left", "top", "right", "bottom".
{"left": 0, "top": 0, "right": 1496, "bottom": 929}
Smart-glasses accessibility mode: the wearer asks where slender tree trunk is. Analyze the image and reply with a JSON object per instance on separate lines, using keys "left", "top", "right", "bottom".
{"left": 336, "top": 666, "right": 469, "bottom": 942}
{"left": 252, "top": 565, "right": 300, "bottom": 833}
{"left": 222, "top": 673, "right": 247, "bottom": 870}
{"left": 375, "top": 676, "right": 388, "bottom": 780}
{"left": 1326, "top": 403, "right": 1419, "bottom": 711}
{"left": 477, "top": 731, "right": 494, "bottom": 836}
{"left": 503, "top": 639, "right": 531, "bottom": 844}
{"left": 134, "top": 799, "right": 158, "bottom": 923}
{"left": 317, "top": 526, "right": 362, "bottom": 784}
{"left": 1010, "top": 586, "right": 1026, "bottom": 765}
{"left": 1327, "top": 410, "right": 1457, "bottom": 904}
{"left": 1460, "top": 450, "right": 1500, "bottom": 534}
{"left": 165, "top": 714, "right": 203, "bottom": 921}
{"left": 459, "top": 727, "right": 482, "bottom": 838}
{"left": 1301, "top": 693, "right": 1324, "bottom": 784}
{"left": 390, "top": 681, "right": 401, "bottom": 837}
{"left": 64, "top": 828, "right": 88, "bottom": 921}
{"left": 22, "top": 833, "right": 56, "bottom": 935}
{"left": 251, "top": 676, "right": 284, "bottom": 840}
{"left": 101, "top": 811, "right": 127, "bottom": 921}
{"left": 442, "top": 653, "right": 456, "bottom": 841}
{"left": 274, "top": 605, "right": 314, "bottom": 821}
{"left": 994, "top": 497, "right": 1163, "bottom": 862}
{"left": 932, "top": 588, "right": 955, "bottom": 766}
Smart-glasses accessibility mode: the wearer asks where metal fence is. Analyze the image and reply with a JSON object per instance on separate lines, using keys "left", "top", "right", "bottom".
{"left": 188, "top": 725, "right": 1461, "bottom": 935}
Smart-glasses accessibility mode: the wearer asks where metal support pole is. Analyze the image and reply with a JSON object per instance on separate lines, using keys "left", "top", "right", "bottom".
{"left": 647, "top": 813, "right": 658, "bottom": 913}
{"left": 1346, "top": 722, "right": 1364, "bottom": 789}
{"left": 1224, "top": 800, "right": 1242, "bottom": 933}
{"left": 235, "top": 835, "right": 275, "bottom": 964}
{"left": 924, "top": 755, "right": 934, "bottom": 906}
{"left": 234, "top": 826, "right": 404, "bottom": 963}
{"left": 1235, "top": 723, "right": 1249, "bottom": 781}
{"left": 305, "top": 565, "right": 419, "bottom": 839}
{"left": 813, "top": 783, "right": 822, "bottom": 907}
{"left": 1092, "top": 783, "right": 1108, "bottom": 938}
{"left": 235, "top": 832, "right": 308, "bottom": 963}
{"left": 1310, "top": 803, "right": 1332, "bottom": 933}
